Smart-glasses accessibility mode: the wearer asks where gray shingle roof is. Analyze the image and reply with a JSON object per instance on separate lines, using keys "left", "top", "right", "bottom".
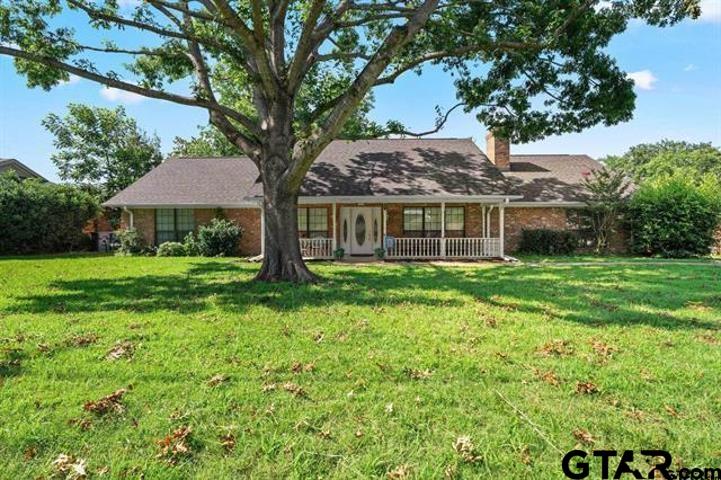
{"left": 504, "top": 154, "right": 600, "bottom": 202}
{"left": 301, "top": 138, "right": 510, "bottom": 196}
{"left": 104, "top": 157, "right": 259, "bottom": 207}
{"left": 104, "top": 140, "right": 603, "bottom": 207}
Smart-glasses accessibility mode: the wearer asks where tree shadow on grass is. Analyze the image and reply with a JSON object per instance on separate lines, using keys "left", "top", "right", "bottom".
{"left": 4, "top": 260, "right": 720, "bottom": 331}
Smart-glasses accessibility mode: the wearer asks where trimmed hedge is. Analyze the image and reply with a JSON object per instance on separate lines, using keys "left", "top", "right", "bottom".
{"left": 626, "top": 175, "right": 721, "bottom": 257}
{"left": 518, "top": 229, "right": 578, "bottom": 255}
{"left": 0, "top": 172, "right": 99, "bottom": 254}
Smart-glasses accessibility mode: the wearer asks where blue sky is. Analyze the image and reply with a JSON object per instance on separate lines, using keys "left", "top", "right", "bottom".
{"left": 1, "top": 3, "right": 720, "bottom": 182}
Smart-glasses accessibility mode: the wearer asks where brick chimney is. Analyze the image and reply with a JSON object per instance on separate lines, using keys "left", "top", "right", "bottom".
{"left": 485, "top": 131, "right": 510, "bottom": 171}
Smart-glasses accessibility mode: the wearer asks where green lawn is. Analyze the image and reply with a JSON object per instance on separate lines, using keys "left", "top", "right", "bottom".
{"left": 1, "top": 256, "right": 720, "bottom": 479}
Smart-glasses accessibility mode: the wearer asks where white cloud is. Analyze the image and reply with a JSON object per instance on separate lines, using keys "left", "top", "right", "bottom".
{"left": 100, "top": 86, "right": 146, "bottom": 104}
{"left": 699, "top": 0, "right": 721, "bottom": 22}
{"left": 59, "top": 74, "right": 81, "bottom": 86}
{"left": 627, "top": 70, "right": 658, "bottom": 90}
{"left": 684, "top": 63, "right": 698, "bottom": 72}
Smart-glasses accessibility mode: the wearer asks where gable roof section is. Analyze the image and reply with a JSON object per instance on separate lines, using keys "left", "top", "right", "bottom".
{"left": 104, "top": 156, "right": 259, "bottom": 207}
{"left": 504, "top": 154, "right": 600, "bottom": 203}
{"left": 0, "top": 158, "right": 47, "bottom": 181}
{"left": 300, "top": 139, "right": 511, "bottom": 197}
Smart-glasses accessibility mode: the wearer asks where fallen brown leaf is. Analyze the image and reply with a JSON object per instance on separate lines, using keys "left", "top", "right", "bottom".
{"left": 403, "top": 367, "right": 433, "bottom": 380}
{"left": 520, "top": 445, "right": 532, "bottom": 465}
{"left": 575, "top": 381, "right": 599, "bottom": 395}
{"left": 387, "top": 464, "right": 412, "bottom": 479}
{"left": 51, "top": 453, "right": 87, "bottom": 479}
{"left": 537, "top": 340, "right": 573, "bottom": 357}
{"left": 534, "top": 368, "right": 560, "bottom": 386}
{"left": 282, "top": 382, "right": 306, "bottom": 397}
{"left": 220, "top": 433, "right": 236, "bottom": 452}
{"left": 207, "top": 374, "right": 229, "bottom": 387}
{"left": 156, "top": 425, "right": 193, "bottom": 464}
{"left": 453, "top": 436, "right": 482, "bottom": 463}
{"left": 572, "top": 429, "right": 596, "bottom": 445}
{"left": 66, "top": 334, "right": 98, "bottom": 348}
{"left": 105, "top": 341, "right": 134, "bottom": 361}
{"left": 83, "top": 389, "right": 127, "bottom": 416}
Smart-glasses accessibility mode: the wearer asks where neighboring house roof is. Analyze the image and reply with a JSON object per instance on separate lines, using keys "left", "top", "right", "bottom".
{"left": 504, "top": 154, "right": 600, "bottom": 203}
{"left": 0, "top": 158, "right": 47, "bottom": 181}
{"left": 104, "top": 139, "right": 603, "bottom": 207}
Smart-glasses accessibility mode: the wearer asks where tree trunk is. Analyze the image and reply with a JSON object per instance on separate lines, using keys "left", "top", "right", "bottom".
{"left": 254, "top": 149, "right": 319, "bottom": 284}
{"left": 256, "top": 190, "right": 319, "bottom": 283}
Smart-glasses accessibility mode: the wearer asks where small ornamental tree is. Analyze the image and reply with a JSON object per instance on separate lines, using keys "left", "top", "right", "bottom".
{"left": 581, "top": 167, "right": 630, "bottom": 253}
{"left": 626, "top": 175, "right": 721, "bottom": 258}
{"left": 0, "top": 0, "right": 700, "bottom": 281}
{"left": 43, "top": 104, "right": 163, "bottom": 201}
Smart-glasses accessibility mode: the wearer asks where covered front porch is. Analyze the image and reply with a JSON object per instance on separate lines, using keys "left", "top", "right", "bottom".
{"left": 268, "top": 196, "right": 510, "bottom": 261}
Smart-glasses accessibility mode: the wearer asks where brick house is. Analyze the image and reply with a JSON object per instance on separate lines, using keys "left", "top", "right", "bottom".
{"left": 104, "top": 134, "right": 620, "bottom": 259}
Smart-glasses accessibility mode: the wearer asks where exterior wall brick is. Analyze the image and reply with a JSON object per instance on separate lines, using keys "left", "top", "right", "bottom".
{"left": 119, "top": 202, "right": 632, "bottom": 257}
{"left": 223, "top": 208, "right": 262, "bottom": 256}
{"left": 504, "top": 207, "right": 568, "bottom": 252}
{"left": 122, "top": 207, "right": 261, "bottom": 255}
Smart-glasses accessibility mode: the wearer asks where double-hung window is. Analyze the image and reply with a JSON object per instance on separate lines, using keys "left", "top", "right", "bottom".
{"left": 156, "top": 208, "right": 194, "bottom": 244}
{"left": 297, "top": 207, "right": 328, "bottom": 238}
{"left": 403, "top": 206, "right": 465, "bottom": 237}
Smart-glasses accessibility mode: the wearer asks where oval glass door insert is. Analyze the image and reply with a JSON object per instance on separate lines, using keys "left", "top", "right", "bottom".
{"left": 355, "top": 214, "right": 366, "bottom": 246}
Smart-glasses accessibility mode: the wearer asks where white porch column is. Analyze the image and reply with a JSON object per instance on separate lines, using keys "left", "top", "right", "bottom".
{"left": 260, "top": 203, "right": 265, "bottom": 258}
{"left": 487, "top": 206, "right": 494, "bottom": 239}
{"left": 499, "top": 202, "right": 505, "bottom": 258}
{"left": 382, "top": 208, "right": 388, "bottom": 253}
{"left": 332, "top": 202, "right": 337, "bottom": 253}
{"left": 440, "top": 202, "right": 446, "bottom": 258}
{"left": 481, "top": 206, "right": 486, "bottom": 237}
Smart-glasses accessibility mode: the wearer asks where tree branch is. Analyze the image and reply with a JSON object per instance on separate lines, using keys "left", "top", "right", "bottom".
{"left": 0, "top": 45, "right": 258, "bottom": 137}
{"left": 285, "top": 0, "right": 441, "bottom": 189}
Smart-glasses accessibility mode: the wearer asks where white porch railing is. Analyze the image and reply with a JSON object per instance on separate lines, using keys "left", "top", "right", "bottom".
{"left": 445, "top": 237, "right": 501, "bottom": 258}
{"left": 386, "top": 237, "right": 501, "bottom": 259}
{"left": 299, "top": 238, "right": 333, "bottom": 259}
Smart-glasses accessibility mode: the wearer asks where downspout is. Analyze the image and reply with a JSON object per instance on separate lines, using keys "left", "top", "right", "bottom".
{"left": 123, "top": 207, "right": 134, "bottom": 229}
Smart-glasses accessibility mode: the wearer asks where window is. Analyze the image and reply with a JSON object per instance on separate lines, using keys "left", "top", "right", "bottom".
{"left": 403, "top": 207, "right": 441, "bottom": 237}
{"left": 403, "top": 206, "right": 465, "bottom": 237}
{"left": 445, "top": 206, "right": 465, "bottom": 237}
{"left": 297, "top": 207, "right": 328, "bottom": 238}
{"left": 156, "top": 208, "right": 195, "bottom": 244}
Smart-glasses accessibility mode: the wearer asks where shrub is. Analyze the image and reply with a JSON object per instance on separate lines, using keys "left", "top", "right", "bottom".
{"left": 0, "top": 172, "right": 100, "bottom": 255}
{"left": 374, "top": 247, "right": 385, "bottom": 259}
{"left": 518, "top": 229, "right": 578, "bottom": 255}
{"left": 157, "top": 242, "right": 187, "bottom": 257}
{"left": 195, "top": 218, "right": 242, "bottom": 257}
{"left": 333, "top": 247, "right": 345, "bottom": 260}
{"left": 182, "top": 232, "right": 200, "bottom": 256}
{"left": 626, "top": 175, "right": 721, "bottom": 257}
{"left": 115, "top": 228, "right": 145, "bottom": 256}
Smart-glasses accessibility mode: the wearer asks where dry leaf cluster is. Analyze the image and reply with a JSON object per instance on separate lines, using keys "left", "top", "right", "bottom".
{"left": 453, "top": 436, "right": 482, "bottom": 463}
{"left": 51, "top": 453, "right": 87, "bottom": 479}
{"left": 83, "top": 389, "right": 127, "bottom": 416}
{"left": 157, "top": 426, "right": 193, "bottom": 464}
{"left": 106, "top": 341, "right": 134, "bottom": 361}
{"left": 537, "top": 340, "right": 573, "bottom": 357}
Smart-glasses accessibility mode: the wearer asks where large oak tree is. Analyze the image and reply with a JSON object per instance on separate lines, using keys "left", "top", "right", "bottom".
{"left": 0, "top": 0, "right": 699, "bottom": 281}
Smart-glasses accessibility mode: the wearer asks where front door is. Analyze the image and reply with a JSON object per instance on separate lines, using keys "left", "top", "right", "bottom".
{"left": 345, "top": 207, "right": 380, "bottom": 255}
